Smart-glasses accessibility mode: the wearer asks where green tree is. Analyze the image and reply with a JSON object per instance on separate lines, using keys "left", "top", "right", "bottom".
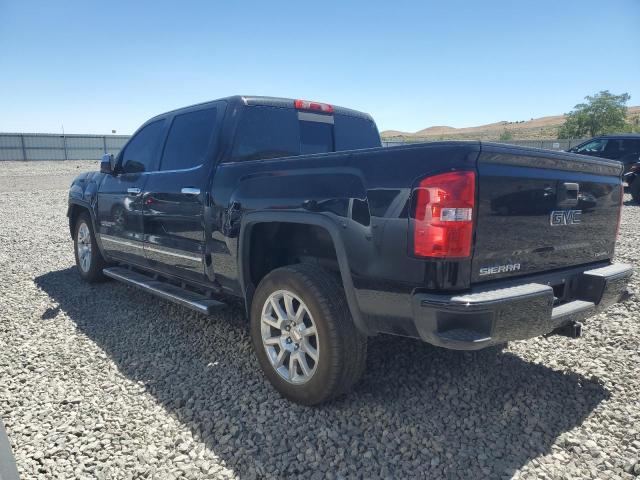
{"left": 558, "top": 90, "right": 630, "bottom": 139}
{"left": 499, "top": 129, "right": 513, "bottom": 141}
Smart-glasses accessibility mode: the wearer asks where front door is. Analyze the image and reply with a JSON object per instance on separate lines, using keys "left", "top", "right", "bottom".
{"left": 143, "top": 105, "right": 220, "bottom": 285}
{"left": 97, "top": 119, "right": 166, "bottom": 265}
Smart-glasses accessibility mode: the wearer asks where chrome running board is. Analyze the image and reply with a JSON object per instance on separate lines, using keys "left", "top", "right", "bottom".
{"left": 103, "top": 266, "right": 225, "bottom": 315}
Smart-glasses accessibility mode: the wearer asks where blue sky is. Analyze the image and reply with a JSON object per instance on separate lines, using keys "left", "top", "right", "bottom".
{"left": 1, "top": 0, "right": 639, "bottom": 134}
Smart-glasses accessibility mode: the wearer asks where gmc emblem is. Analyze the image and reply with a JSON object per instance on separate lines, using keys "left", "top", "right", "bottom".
{"left": 550, "top": 209, "right": 582, "bottom": 226}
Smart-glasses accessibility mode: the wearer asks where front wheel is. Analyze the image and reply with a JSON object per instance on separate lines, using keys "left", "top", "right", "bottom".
{"left": 250, "top": 264, "right": 367, "bottom": 405}
{"left": 73, "top": 212, "right": 106, "bottom": 283}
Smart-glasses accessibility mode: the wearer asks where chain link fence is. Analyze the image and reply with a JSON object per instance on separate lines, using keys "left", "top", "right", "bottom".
{"left": 0, "top": 132, "right": 590, "bottom": 161}
{"left": 0, "top": 133, "right": 129, "bottom": 161}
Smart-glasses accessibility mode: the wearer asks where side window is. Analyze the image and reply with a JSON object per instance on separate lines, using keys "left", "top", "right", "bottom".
{"left": 575, "top": 139, "right": 607, "bottom": 153}
{"left": 230, "top": 106, "right": 299, "bottom": 162}
{"left": 161, "top": 108, "right": 217, "bottom": 171}
{"left": 622, "top": 139, "right": 640, "bottom": 154}
{"left": 602, "top": 139, "right": 623, "bottom": 157}
{"left": 121, "top": 120, "right": 164, "bottom": 173}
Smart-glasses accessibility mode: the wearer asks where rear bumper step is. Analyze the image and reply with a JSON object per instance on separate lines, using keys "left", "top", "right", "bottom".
{"left": 411, "top": 263, "right": 633, "bottom": 350}
{"left": 551, "top": 300, "right": 595, "bottom": 323}
{"left": 103, "top": 267, "right": 225, "bottom": 315}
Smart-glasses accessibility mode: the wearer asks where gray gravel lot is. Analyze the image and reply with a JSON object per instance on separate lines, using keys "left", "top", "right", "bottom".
{"left": 0, "top": 160, "right": 96, "bottom": 192}
{"left": 1, "top": 161, "right": 639, "bottom": 479}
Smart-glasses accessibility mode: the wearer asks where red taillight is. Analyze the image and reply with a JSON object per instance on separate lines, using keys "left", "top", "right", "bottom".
{"left": 413, "top": 171, "right": 476, "bottom": 258}
{"left": 294, "top": 99, "right": 334, "bottom": 113}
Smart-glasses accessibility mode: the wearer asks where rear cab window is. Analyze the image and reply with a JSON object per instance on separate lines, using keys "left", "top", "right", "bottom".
{"left": 299, "top": 114, "right": 334, "bottom": 155}
{"left": 230, "top": 107, "right": 299, "bottom": 162}
{"left": 228, "top": 104, "right": 380, "bottom": 163}
{"left": 334, "top": 114, "right": 380, "bottom": 151}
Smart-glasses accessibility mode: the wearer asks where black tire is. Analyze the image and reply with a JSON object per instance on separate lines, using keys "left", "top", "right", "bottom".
{"left": 73, "top": 211, "right": 106, "bottom": 283}
{"left": 250, "top": 264, "right": 367, "bottom": 405}
{"left": 631, "top": 179, "right": 640, "bottom": 204}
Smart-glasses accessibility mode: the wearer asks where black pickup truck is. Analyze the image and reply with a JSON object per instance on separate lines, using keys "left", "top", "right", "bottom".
{"left": 68, "top": 96, "right": 632, "bottom": 405}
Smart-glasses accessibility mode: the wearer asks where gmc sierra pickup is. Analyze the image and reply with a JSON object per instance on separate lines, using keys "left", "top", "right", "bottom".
{"left": 68, "top": 96, "right": 632, "bottom": 405}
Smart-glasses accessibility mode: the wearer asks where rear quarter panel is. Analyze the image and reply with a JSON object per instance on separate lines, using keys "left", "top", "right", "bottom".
{"left": 211, "top": 142, "right": 481, "bottom": 335}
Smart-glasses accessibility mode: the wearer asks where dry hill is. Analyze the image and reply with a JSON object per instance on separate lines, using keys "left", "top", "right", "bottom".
{"left": 381, "top": 106, "right": 640, "bottom": 141}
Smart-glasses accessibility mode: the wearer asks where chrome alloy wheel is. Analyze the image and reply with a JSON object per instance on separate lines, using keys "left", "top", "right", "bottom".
{"left": 77, "top": 222, "right": 92, "bottom": 273}
{"left": 260, "top": 289, "right": 319, "bottom": 384}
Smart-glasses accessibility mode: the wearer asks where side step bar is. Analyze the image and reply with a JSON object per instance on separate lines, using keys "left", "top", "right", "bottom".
{"left": 103, "top": 266, "right": 225, "bottom": 315}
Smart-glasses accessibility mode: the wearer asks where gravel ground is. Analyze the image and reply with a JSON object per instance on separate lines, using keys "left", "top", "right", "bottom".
{"left": 0, "top": 162, "right": 639, "bottom": 479}
{"left": 0, "top": 160, "right": 96, "bottom": 192}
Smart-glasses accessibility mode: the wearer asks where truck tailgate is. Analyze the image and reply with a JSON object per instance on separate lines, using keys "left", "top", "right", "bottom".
{"left": 472, "top": 144, "right": 623, "bottom": 283}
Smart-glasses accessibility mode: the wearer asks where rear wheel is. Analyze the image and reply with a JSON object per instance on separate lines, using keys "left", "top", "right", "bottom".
{"left": 73, "top": 211, "right": 106, "bottom": 283}
{"left": 250, "top": 264, "right": 367, "bottom": 405}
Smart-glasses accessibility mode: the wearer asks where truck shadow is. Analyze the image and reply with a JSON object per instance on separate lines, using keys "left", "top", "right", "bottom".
{"left": 35, "top": 267, "right": 609, "bottom": 478}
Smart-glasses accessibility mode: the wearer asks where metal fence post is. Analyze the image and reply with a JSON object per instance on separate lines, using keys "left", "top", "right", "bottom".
{"left": 103, "top": 136, "right": 107, "bottom": 154}
{"left": 63, "top": 134, "right": 68, "bottom": 160}
{"left": 20, "top": 134, "right": 27, "bottom": 161}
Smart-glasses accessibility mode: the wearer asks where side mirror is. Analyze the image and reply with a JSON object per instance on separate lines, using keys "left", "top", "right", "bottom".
{"left": 100, "top": 154, "right": 116, "bottom": 174}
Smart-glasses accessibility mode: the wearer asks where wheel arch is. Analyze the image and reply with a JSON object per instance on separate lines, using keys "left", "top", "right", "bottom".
{"left": 238, "top": 211, "right": 370, "bottom": 335}
{"left": 67, "top": 200, "right": 109, "bottom": 260}
{"left": 67, "top": 200, "right": 92, "bottom": 236}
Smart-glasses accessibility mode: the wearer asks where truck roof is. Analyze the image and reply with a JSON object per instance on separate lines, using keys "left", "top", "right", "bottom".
{"left": 590, "top": 133, "right": 640, "bottom": 140}
{"left": 149, "top": 95, "right": 374, "bottom": 122}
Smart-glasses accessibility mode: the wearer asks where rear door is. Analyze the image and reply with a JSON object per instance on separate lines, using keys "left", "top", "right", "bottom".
{"left": 97, "top": 119, "right": 166, "bottom": 265}
{"left": 142, "top": 104, "right": 222, "bottom": 284}
{"left": 472, "top": 144, "right": 623, "bottom": 283}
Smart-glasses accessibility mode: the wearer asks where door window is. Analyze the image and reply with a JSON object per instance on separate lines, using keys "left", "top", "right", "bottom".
{"left": 602, "top": 139, "right": 623, "bottom": 157}
{"left": 622, "top": 139, "right": 640, "bottom": 154}
{"left": 121, "top": 120, "right": 165, "bottom": 173}
{"left": 575, "top": 139, "right": 607, "bottom": 153}
{"left": 160, "top": 108, "right": 218, "bottom": 171}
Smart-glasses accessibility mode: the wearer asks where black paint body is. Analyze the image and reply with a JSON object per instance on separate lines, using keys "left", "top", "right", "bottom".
{"left": 68, "top": 96, "right": 627, "bottom": 347}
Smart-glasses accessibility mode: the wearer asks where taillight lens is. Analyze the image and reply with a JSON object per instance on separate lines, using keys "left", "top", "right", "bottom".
{"left": 413, "top": 171, "right": 476, "bottom": 258}
{"left": 294, "top": 99, "right": 334, "bottom": 113}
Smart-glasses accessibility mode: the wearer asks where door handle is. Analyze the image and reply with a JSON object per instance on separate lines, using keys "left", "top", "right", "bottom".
{"left": 181, "top": 187, "right": 200, "bottom": 195}
{"left": 127, "top": 187, "right": 141, "bottom": 194}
